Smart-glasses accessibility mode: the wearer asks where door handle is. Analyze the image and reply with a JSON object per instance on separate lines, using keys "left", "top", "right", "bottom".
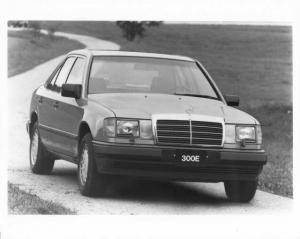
{"left": 53, "top": 101, "right": 59, "bottom": 109}
{"left": 38, "top": 96, "right": 43, "bottom": 104}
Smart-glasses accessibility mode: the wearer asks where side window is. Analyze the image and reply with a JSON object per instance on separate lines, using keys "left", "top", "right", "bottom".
{"left": 47, "top": 66, "right": 62, "bottom": 90}
{"left": 66, "top": 57, "right": 85, "bottom": 84}
{"left": 53, "top": 57, "right": 76, "bottom": 91}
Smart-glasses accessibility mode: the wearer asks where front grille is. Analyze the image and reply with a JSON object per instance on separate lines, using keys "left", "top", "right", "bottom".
{"left": 156, "top": 119, "right": 223, "bottom": 147}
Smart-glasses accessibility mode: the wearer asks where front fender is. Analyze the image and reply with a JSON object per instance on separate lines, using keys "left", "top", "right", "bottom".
{"left": 28, "top": 88, "right": 39, "bottom": 129}
{"left": 81, "top": 101, "right": 115, "bottom": 140}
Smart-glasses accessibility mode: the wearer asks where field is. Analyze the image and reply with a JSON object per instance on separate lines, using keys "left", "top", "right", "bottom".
{"left": 9, "top": 22, "right": 293, "bottom": 197}
{"left": 8, "top": 30, "right": 84, "bottom": 77}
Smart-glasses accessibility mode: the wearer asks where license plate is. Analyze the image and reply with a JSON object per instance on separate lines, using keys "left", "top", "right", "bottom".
{"left": 177, "top": 150, "right": 207, "bottom": 163}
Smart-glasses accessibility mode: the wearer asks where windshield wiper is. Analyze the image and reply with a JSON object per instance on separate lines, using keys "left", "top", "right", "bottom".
{"left": 174, "top": 93, "right": 218, "bottom": 100}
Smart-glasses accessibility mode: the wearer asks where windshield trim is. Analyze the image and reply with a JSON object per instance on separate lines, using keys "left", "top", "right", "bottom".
{"left": 195, "top": 61, "right": 223, "bottom": 102}
{"left": 174, "top": 93, "right": 219, "bottom": 100}
{"left": 91, "top": 55, "right": 195, "bottom": 63}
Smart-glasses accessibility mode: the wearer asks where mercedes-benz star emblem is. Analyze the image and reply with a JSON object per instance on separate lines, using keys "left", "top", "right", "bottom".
{"left": 185, "top": 106, "right": 193, "bottom": 115}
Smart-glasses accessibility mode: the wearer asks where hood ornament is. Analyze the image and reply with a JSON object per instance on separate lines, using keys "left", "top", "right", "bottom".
{"left": 185, "top": 106, "right": 194, "bottom": 115}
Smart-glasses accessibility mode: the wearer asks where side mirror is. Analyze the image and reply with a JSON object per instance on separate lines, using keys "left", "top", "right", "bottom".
{"left": 224, "top": 94, "right": 239, "bottom": 106}
{"left": 61, "top": 84, "right": 82, "bottom": 99}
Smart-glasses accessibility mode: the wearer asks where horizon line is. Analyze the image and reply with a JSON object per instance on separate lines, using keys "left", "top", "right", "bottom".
{"left": 164, "top": 21, "right": 291, "bottom": 26}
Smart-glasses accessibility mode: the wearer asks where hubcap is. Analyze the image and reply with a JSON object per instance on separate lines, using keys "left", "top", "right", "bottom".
{"left": 30, "top": 129, "right": 39, "bottom": 166}
{"left": 79, "top": 144, "right": 89, "bottom": 185}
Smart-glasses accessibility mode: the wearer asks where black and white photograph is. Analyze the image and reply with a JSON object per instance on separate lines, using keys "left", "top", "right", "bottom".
{"left": 1, "top": 0, "right": 299, "bottom": 238}
{"left": 7, "top": 20, "right": 293, "bottom": 214}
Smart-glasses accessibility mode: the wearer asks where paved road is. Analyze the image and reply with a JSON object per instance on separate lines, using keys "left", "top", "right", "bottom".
{"left": 7, "top": 31, "right": 293, "bottom": 214}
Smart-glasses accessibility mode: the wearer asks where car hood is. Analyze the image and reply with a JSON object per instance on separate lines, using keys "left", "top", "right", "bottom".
{"left": 89, "top": 93, "right": 258, "bottom": 124}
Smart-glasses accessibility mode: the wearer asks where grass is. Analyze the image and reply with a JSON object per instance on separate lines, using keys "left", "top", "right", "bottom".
{"left": 8, "top": 183, "right": 75, "bottom": 214}
{"left": 8, "top": 30, "right": 84, "bottom": 77}
{"left": 13, "top": 22, "right": 293, "bottom": 197}
{"left": 247, "top": 104, "right": 292, "bottom": 196}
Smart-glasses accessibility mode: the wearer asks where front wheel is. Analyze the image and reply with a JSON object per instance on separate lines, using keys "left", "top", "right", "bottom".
{"left": 224, "top": 180, "right": 258, "bottom": 203}
{"left": 77, "top": 133, "right": 108, "bottom": 196}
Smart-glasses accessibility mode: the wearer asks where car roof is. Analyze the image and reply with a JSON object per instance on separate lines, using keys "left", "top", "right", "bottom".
{"left": 68, "top": 49, "right": 195, "bottom": 62}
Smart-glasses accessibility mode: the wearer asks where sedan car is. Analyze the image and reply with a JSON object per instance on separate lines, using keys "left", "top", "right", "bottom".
{"left": 27, "top": 49, "right": 267, "bottom": 202}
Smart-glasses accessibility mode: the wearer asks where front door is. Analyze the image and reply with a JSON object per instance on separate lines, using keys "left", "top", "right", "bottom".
{"left": 51, "top": 56, "right": 87, "bottom": 157}
{"left": 38, "top": 56, "right": 77, "bottom": 156}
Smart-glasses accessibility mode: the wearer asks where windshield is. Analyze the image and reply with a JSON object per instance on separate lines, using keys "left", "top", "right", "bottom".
{"left": 88, "top": 56, "right": 218, "bottom": 99}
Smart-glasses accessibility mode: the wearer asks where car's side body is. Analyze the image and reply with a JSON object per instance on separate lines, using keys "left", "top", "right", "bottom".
{"left": 28, "top": 50, "right": 111, "bottom": 161}
{"left": 27, "top": 49, "right": 267, "bottom": 200}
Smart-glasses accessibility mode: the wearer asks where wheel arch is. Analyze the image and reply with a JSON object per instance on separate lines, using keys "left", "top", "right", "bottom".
{"left": 78, "top": 121, "right": 92, "bottom": 147}
{"left": 29, "top": 111, "right": 38, "bottom": 136}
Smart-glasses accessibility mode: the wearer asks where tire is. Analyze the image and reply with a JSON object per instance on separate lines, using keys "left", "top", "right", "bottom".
{"left": 29, "top": 122, "right": 55, "bottom": 174}
{"left": 224, "top": 180, "right": 258, "bottom": 203}
{"left": 77, "top": 133, "right": 108, "bottom": 196}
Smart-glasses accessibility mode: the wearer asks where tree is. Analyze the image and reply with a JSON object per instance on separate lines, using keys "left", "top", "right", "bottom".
{"left": 28, "top": 21, "right": 41, "bottom": 37}
{"left": 116, "top": 21, "right": 162, "bottom": 41}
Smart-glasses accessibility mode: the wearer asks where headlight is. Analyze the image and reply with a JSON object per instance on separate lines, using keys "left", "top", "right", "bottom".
{"left": 140, "top": 120, "right": 153, "bottom": 139}
{"left": 256, "top": 125, "right": 262, "bottom": 144}
{"left": 117, "top": 120, "right": 139, "bottom": 137}
{"left": 225, "top": 124, "right": 236, "bottom": 144}
{"left": 103, "top": 118, "right": 116, "bottom": 137}
{"left": 103, "top": 118, "right": 153, "bottom": 139}
{"left": 236, "top": 126, "right": 256, "bottom": 142}
{"left": 225, "top": 124, "right": 261, "bottom": 145}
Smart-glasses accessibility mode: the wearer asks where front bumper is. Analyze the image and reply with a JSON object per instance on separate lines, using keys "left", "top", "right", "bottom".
{"left": 92, "top": 141, "right": 267, "bottom": 182}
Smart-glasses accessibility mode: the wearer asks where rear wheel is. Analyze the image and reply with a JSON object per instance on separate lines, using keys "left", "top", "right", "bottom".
{"left": 77, "top": 133, "right": 108, "bottom": 196}
{"left": 224, "top": 180, "right": 258, "bottom": 203}
{"left": 29, "top": 122, "right": 54, "bottom": 174}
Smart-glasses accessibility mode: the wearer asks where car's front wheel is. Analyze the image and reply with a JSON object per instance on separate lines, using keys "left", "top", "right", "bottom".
{"left": 78, "top": 133, "right": 108, "bottom": 196}
{"left": 224, "top": 180, "right": 258, "bottom": 203}
{"left": 29, "top": 122, "right": 55, "bottom": 174}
